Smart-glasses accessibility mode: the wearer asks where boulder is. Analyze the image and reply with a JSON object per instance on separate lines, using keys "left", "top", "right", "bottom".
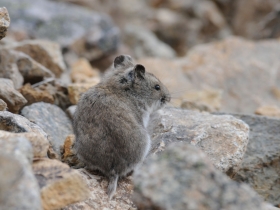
{"left": 255, "top": 105, "right": 280, "bottom": 118}
{"left": 62, "top": 169, "right": 135, "bottom": 210}
{"left": 0, "top": 136, "right": 42, "bottom": 210}
{"left": 0, "top": 78, "right": 27, "bottom": 113}
{"left": 0, "top": 7, "right": 10, "bottom": 40}
{"left": 0, "top": 0, "right": 120, "bottom": 64}
{"left": 133, "top": 142, "right": 266, "bottom": 210}
{"left": 0, "top": 99, "right": 7, "bottom": 111}
{"left": 21, "top": 102, "right": 74, "bottom": 157}
{"left": 217, "top": 113, "right": 280, "bottom": 206}
{"left": 0, "top": 111, "right": 49, "bottom": 158}
{"left": 33, "top": 159, "right": 89, "bottom": 210}
{"left": 19, "top": 83, "right": 54, "bottom": 106}
{"left": 13, "top": 40, "right": 66, "bottom": 77}
{"left": 151, "top": 107, "right": 249, "bottom": 173}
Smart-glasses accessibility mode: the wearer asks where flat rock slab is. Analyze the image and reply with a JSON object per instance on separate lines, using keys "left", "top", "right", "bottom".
{"left": 217, "top": 113, "right": 280, "bottom": 205}
{"left": 0, "top": 136, "right": 41, "bottom": 210}
{"left": 133, "top": 142, "right": 267, "bottom": 210}
{"left": 0, "top": 7, "right": 10, "bottom": 40}
{"left": 33, "top": 159, "right": 89, "bottom": 210}
{"left": 21, "top": 102, "right": 73, "bottom": 157}
{"left": 151, "top": 107, "right": 249, "bottom": 173}
{"left": 0, "top": 111, "right": 49, "bottom": 158}
{"left": 63, "top": 169, "right": 136, "bottom": 210}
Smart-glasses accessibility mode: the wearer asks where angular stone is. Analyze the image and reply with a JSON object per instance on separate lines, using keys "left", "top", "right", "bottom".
{"left": 124, "top": 24, "right": 176, "bottom": 59}
{"left": 0, "top": 111, "right": 49, "bottom": 158}
{"left": 151, "top": 107, "right": 249, "bottom": 173}
{"left": 63, "top": 169, "right": 135, "bottom": 210}
{"left": 13, "top": 40, "right": 66, "bottom": 77}
{"left": 66, "top": 105, "right": 76, "bottom": 120}
{"left": 0, "top": 78, "right": 27, "bottom": 113}
{"left": 220, "top": 114, "right": 280, "bottom": 206}
{"left": 133, "top": 142, "right": 266, "bottom": 210}
{"left": 0, "top": 99, "right": 7, "bottom": 111}
{"left": 70, "top": 58, "right": 100, "bottom": 83}
{"left": 68, "top": 80, "right": 100, "bottom": 105}
{"left": 61, "top": 134, "right": 79, "bottom": 166}
{"left": 0, "top": 7, "right": 10, "bottom": 40}
{"left": 0, "top": 49, "right": 54, "bottom": 88}
{"left": 19, "top": 83, "right": 54, "bottom": 106}
{"left": 33, "top": 159, "right": 89, "bottom": 210}
{"left": 0, "top": 136, "right": 42, "bottom": 210}
{"left": 21, "top": 102, "right": 74, "bottom": 157}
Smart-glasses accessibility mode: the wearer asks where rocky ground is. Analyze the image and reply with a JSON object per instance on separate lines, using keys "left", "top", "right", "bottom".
{"left": 1, "top": 0, "right": 280, "bottom": 209}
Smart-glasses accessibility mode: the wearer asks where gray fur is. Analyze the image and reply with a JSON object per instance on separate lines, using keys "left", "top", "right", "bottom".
{"left": 73, "top": 55, "right": 170, "bottom": 199}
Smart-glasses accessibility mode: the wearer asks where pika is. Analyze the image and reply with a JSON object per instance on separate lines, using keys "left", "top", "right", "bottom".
{"left": 73, "top": 55, "right": 170, "bottom": 199}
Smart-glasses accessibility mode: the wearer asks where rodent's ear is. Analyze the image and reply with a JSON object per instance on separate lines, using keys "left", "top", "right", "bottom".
{"left": 114, "top": 55, "right": 134, "bottom": 69}
{"left": 134, "top": 64, "right": 145, "bottom": 79}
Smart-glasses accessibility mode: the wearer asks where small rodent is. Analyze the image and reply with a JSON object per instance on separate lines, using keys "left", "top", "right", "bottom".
{"left": 73, "top": 55, "right": 170, "bottom": 199}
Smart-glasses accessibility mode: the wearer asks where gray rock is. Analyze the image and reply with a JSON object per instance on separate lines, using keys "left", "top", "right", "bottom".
{"left": 0, "top": 111, "right": 49, "bottom": 158}
{"left": 218, "top": 113, "right": 280, "bottom": 206}
{"left": 0, "top": 49, "right": 54, "bottom": 87}
{"left": 124, "top": 24, "right": 176, "bottom": 59}
{"left": 0, "top": 78, "right": 27, "bottom": 113}
{"left": 1, "top": 0, "right": 120, "bottom": 61}
{"left": 133, "top": 142, "right": 266, "bottom": 210}
{"left": 66, "top": 105, "right": 76, "bottom": 119}
{"left": 21, "top": 102, "right": 73, "bottom": 157}
{"left": 150, "top": 107, "right": 249, "bottom": 173}
{"left": 0, "top": 136, "right": 42, "bottom": 210}
{"left": 0, "top": 7, "right": 10, "bottom": 40}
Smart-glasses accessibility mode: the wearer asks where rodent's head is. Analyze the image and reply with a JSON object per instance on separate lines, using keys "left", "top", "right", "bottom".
{"left": 104, "top": 55, "right": 171, "bottom": 111}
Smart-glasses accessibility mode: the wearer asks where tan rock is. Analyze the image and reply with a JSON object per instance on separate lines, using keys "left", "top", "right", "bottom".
{"left": 0, "top": 131, "right": 49, "bottom": 159}
{"left": 63, "top": 169, "right": 135, "bottom": 210}
{"left": 0, "top": 78, "right": 27, "bottom": 113}
{"left": 255, "top": 105, "right": 280, "bottom": 118}
{"left": 33, "top": 159, "right": 89, "bottom": 210}
{"left": 181, "top": 100, "right": 212, "bottom": 112}
{"left": 0, "top": 7, "right": 10, "bottom": 40}
{"left": 0, "top": 99, "right": 7, "bottom": 111}
{"left": 19, "top": 83, "right": 54, "bottom": 106}
{"left": 70, "top": 58, "right": 99, "bottom": 83}
{"left": 61, "top": 134, "right": 79, "bottom": 166}
{"left": 68, "top": 80, "right": 100, "bottom": 104}
{"left": 13, "top": 40, "right": 66, "bottom": 77}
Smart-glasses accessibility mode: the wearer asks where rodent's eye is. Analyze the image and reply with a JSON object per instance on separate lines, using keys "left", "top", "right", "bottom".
{"left": 155, "top": 84, "right": 160, "bottom": 91}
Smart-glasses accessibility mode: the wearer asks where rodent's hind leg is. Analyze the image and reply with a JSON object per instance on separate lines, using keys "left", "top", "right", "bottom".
{"left": 107, "top": 174, "right": 119, "bottom": 200}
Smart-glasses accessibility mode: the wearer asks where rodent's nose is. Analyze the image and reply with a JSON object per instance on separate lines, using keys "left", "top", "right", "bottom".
{"left": 161, "top": 95, "right": 170, "bottom": 103}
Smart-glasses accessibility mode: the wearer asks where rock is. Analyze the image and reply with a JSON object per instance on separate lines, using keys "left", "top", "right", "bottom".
{"left": 0, "top": 136, "right": 42, "bottom": 210}
{"left": 0, "top": 99, "right": 7, "bottom": 111}
{"left": 19, "top": 83, "right": 54, "bottom": 106}
{"left": 1, "top": 0, "right": 120, "bottom": 64}
{"left": 124, "top": 24, "right": 176, "bottom": 59}
{"left": 13, "top": 40, "right": 66, "bottom": 77}
{"left": 151, "top": 107, "right": 249, "bottom": 173}
{"left": 33, "top": 79, "right": 72, "bottom": 110}
{"left": 70, "top": 58, "right": 100, "bottom": 83}
{"left": 0, "top": 111, "right": 49, "bottom": 158}
{"left": 0, "top": 78, "right": 27, "bottom": 113}
{"left": 255, "top": 105, "right": 280, "bottom": 118}
{"left": 33, "top": 158, "right": 89, "bottom": 210}
{"left": 217, "top": 113, "right": 280, "bottom": 206}
{"left": 0, "top": 49, "right": 54, "bottom": 87}
{"left": 179, "top": 36, "right": 280, "bottom": 113}
{"left": 66, "top": 105, "right": 76, "bottom": 119}
{"left": 181, "top": 100, "right": 213, "bottom": 112}
{"left": 68, "top": 80, "right": 100, "bottom": 105}
{"left": 63, "top": 169, "right": 135, "bottom": 210}
{"left": 0, "top": 7, "right": 10, "bottom": 40}
{"left": 61, "top": 134, "right": 79, "bottom": 166}
{"left": 21, "top": 102, "right": 74, "bottom": 157}
{"left": 133, "top": 142, "right": 266, "bottom": 210}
